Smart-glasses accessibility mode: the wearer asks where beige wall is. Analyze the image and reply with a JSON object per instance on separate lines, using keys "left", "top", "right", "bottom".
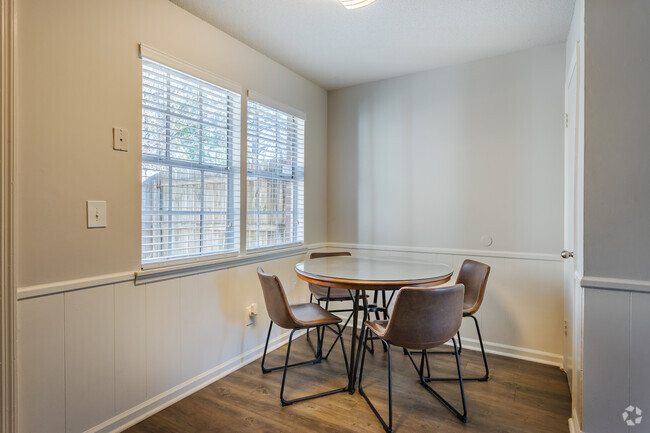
{"left": 15, "top": 0, "right": 328, "bottom": 431}
{"left": 327, "top": 43, "right": 565, "bottom": 255}
{"left": 16, "top": 0, "right": 328, "bottom": 288}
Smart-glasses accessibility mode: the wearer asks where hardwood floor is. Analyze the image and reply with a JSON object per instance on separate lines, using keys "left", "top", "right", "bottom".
{"left": 126, "top": 332, "right": 571, "bottom": 433}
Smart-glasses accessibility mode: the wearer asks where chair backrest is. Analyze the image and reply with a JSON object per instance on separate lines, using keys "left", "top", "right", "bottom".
{"left": 456, "top": 259, "right": 490, "bottom": 315}
{"left": 382, "top": 284, "right": 465, "bottom": 350}
{"left": 257, "top": 267, "right": 298, "bottom": 329}
{"left": 308, "top": 252, "right": 351, "bottom": 292}
{"left": 309, "top": 251, "right": 351, "bottom": 259}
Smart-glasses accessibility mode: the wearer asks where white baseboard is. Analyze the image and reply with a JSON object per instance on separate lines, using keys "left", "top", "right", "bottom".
{"left": 90, "top": 329, "right": 305, "bottom": 433}
{"left": 344, "top": 317, "right": 564, "bottom": 367}
{"left": 441, "top": 337, "right": 563, "bottom": 367}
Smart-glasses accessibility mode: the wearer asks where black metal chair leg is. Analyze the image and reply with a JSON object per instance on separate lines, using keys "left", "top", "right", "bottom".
{"left": 471, "top": 315, "right": 489, "bottom": 381}
{"left": 261, "top": 321, "right": 274, "bottom": 373}
{"left": 278, "top": 327, "right": 349, "bottom": 406}
{"left": 419, "top": 339, "right": 467, "bottom": 423}
{"left": 262, "top": 322, "right": 322, "bottom": 374}
{"left": 336, "top": 323, "right": 351, "bottom": 380}
{"left": 324, "top": 310, "right": 354, "bottom": 359}
{"left": 425, "top": 316, "right": 489, "bottom": 382}
{"left": 425, "top": 347, "right": 431, "bottom": 378}
{"left": 279, "top": 329, "right": 297, "bottom": 405}
{"left": 452, "top": 339, "right": 468, "bottom": 420}
{"left": 410, "top": 316, "right": 489, "bottom": 382}
{"left": 359, "top": 328, "right": 393, "bottom": 433}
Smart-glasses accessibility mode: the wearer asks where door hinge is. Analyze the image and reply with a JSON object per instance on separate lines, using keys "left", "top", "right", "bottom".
{"left": 564, "top": 320, "right": 568, "bottom": 336}
{"left": 565, "top": 113, "right": 569, "bottom": 128}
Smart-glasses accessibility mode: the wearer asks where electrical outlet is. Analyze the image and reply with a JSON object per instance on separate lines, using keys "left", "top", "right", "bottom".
{"left": 245, "top": 303, "right": 258, "bottom": 326}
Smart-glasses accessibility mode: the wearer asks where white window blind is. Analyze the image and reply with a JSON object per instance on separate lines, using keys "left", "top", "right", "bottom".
{"left": 141, "top": 58, "right": 241, "bottom": 264}
{"left": 246, "top": 99, "right": 305, "bottom": 251}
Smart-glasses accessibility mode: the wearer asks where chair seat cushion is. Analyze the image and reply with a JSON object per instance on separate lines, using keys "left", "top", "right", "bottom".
{"left": 463, "top": 301, "right": 478, "bottom": 316}
{"left": 309, "top": 284, "right": 354, "bottom": 301}
{"left": 290, "top": 303, "right": 342, "bottom": 327}
{"left": 365, "top": 320, "right": 389, "bottom": 339}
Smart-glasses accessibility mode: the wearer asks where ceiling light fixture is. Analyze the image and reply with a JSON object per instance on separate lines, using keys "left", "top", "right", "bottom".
{"left": 338, "top": 0, "right": 377, "bottom": 10}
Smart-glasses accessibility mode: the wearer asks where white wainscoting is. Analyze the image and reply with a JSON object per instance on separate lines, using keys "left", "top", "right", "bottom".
{"left": 582, "top": 286, "right": 650, "bottom": 433}
{"left": 17, "top": 252, "right": 315, "bottom": 433}
{"left": 17, "top": 244, "right": 564, "bottom": 432}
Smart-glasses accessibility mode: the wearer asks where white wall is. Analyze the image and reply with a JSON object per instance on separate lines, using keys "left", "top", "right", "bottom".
{"left": 582, "top": 1, "right": 650, "bottom": 282}
{"left": 580, "top": 1, "right": 650, "bottom": 432}
{"left": 328, "top": 43, "right": 565, "bottom": 254}
{"left": 327, "top": 44, "right": 566, "bottom": 361}
{"left": 15, "top": 0, "right": 327, "bottom": 431}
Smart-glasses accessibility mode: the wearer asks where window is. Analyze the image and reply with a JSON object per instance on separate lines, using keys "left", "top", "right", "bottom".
{"left": 141, "top": 58, "right": 241, "bottom": 264}
{"left": 246, "top": 99, "right": 305, "bottom": 251}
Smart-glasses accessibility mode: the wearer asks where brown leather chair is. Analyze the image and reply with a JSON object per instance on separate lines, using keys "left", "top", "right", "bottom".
{"left": 359, "top": 285, "right": 467, "bottom": 432}
{"left": 306, "top": 251, "right": 364, "bottom": 357}
{"left": 424, "top": 259, "right": 491, "bottom": 381}
{"left": 257, "top": 267, "right": 350, "bottom": 406}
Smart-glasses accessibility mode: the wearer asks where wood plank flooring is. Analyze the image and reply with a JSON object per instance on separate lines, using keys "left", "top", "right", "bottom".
{"left": 126, "top": 331, "right": 571, "bottom": 433}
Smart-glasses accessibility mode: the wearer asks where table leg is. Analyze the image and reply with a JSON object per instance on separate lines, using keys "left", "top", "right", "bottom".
{"left": 347, "top": 290, "right": 360, "bottom": 393}
{"left": 349, "top": 289, "right": 369, "bottom": 393}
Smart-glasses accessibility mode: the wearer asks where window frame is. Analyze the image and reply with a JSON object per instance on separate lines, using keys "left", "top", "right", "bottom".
{"left": 245, "top": 93, "right": 306, "bottom": 253}
{"left": 140, "top": 46, "right": 243, "bottom": 269}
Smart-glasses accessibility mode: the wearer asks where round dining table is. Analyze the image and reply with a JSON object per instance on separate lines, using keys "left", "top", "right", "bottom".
{"left": 295, "top": 256, "right": 453, "bottom": 393}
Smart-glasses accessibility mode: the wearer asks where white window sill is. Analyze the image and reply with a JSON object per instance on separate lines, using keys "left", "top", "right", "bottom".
{"left": 135, "top": 244, "right": 308, "bottom": 285}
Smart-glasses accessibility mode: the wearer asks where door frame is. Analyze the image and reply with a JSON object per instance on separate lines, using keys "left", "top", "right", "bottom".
{"left": 564, "top": 40, "right": 584, "bottom": 431}
{"left": 1, "top": 0, "right": 16, "bottom": 431}
{"left": 563, "top": 44, "right": 578, "bottom": 381}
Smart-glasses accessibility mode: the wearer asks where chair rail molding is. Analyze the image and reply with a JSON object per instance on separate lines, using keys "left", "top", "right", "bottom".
{"left": 328, "top": 242, "right": 562, "bottom": 262}
{"left": 17, "top": 242, "right": 329, "bottom": 299}
{"left": 581, "top": 275, "right": 650, "bottom": 294}
{"left": 0, "top": 0, "right": 16, "bottom": 430}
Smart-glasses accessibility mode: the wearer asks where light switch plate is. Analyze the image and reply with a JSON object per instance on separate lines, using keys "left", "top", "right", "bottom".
{"left": 87, "top": 201, "right": 107, "bottom": 228}
{"left": 113, "top": 127, "right": 128, "bottom": 151}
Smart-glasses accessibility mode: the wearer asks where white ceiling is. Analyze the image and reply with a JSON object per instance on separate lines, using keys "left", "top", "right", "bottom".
{"left": 169, "top": 0, "right": 575, "bottom": 90}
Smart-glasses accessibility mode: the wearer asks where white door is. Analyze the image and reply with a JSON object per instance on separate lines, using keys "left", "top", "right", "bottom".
{"left": 563, "top": 49, "right": 579, "bottom": 390}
